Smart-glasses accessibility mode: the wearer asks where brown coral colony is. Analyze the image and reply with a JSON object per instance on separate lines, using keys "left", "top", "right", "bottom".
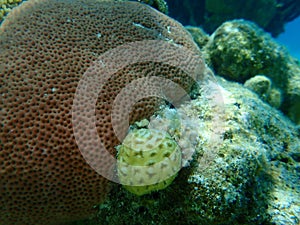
{"left": 0, "top": 0, "right": 201, "bottom": 224}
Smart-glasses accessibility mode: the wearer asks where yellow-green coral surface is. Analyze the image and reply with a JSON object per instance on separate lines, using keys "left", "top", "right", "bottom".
{"left": 117, "top": 128, "right": 181, "bottom": 196}
{"left": 0, "top": 0, "right": 23, "bottom": 22}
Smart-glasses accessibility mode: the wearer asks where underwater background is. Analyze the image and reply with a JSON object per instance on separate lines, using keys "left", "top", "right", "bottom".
{"left": 277, "top": 16, "right": 300, "bottom": 60}
{"left": 0, "top": 0, "right": 300, "bottom": 225}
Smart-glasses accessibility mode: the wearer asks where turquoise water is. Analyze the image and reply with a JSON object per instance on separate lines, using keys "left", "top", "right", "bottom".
{"left": 277, "top": 17, "right": 300, "bottom": 60}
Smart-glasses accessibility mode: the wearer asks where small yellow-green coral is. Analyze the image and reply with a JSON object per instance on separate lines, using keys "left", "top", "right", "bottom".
{"left": 117, "top": 128, "right": 181, "bottom": 196}
{"left": 0, "top": 0, "right": 23, "bottom": 23}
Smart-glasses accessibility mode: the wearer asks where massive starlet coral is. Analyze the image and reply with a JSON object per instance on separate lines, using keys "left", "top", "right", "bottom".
{"left": 0, "top": 0, "right": 203, "bottom": 224}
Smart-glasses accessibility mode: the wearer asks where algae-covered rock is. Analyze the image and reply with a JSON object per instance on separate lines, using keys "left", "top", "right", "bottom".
{"left": 204, "top": 19, "right": 300, "bottom": 124}
{"left": 285, "top": 58, "right": 300, "bottom": 124}
{"left": 205, "top": 20, "right": 289, "bottom": 84}
{"left": 244, "top": 75, "right": 282, "bottom": 108}
{"left": 87, "top": 77, "right": 299, "bottom": 225}
{"left": 185, "top": 26, "right": 209, "bottom": 50}
{"left": 244, "top": 75, "right": 272, "bottom": 96}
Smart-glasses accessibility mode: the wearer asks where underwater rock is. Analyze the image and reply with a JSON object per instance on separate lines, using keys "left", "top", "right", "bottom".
{"left": 266, "top": 87, "right": 283, "bottom": 109}
{"left": 205, "top": 20, "right": 289, "bottom": 84}
{"left": 285, "top": 57, "right": 300, "bottom": 124}
{"left": 92, "top": 77, "right": 300, "bottom": 225}
{"left": 204, "top": 19, "right": 300, "bottom": 124}
{"left": 244, "top": 75, "right": 282, "bottom": 108}
{"left": 244, "top": 75, "right": 272, "bottom": 96}
{"left": 185, "top": 26, "right": 210, "bottom": 50}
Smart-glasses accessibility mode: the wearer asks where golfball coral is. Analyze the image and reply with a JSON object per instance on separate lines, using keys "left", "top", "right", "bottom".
{"left": 117, "top": 128, "right": 181, "bottom": 196}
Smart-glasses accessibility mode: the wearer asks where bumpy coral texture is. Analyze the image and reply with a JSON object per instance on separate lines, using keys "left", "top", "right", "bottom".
{"left": 0, "top": 0, "right": 201, "bottom": 224}
{"left": 117, "top": 128, "right": 181, "bottom": 196}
